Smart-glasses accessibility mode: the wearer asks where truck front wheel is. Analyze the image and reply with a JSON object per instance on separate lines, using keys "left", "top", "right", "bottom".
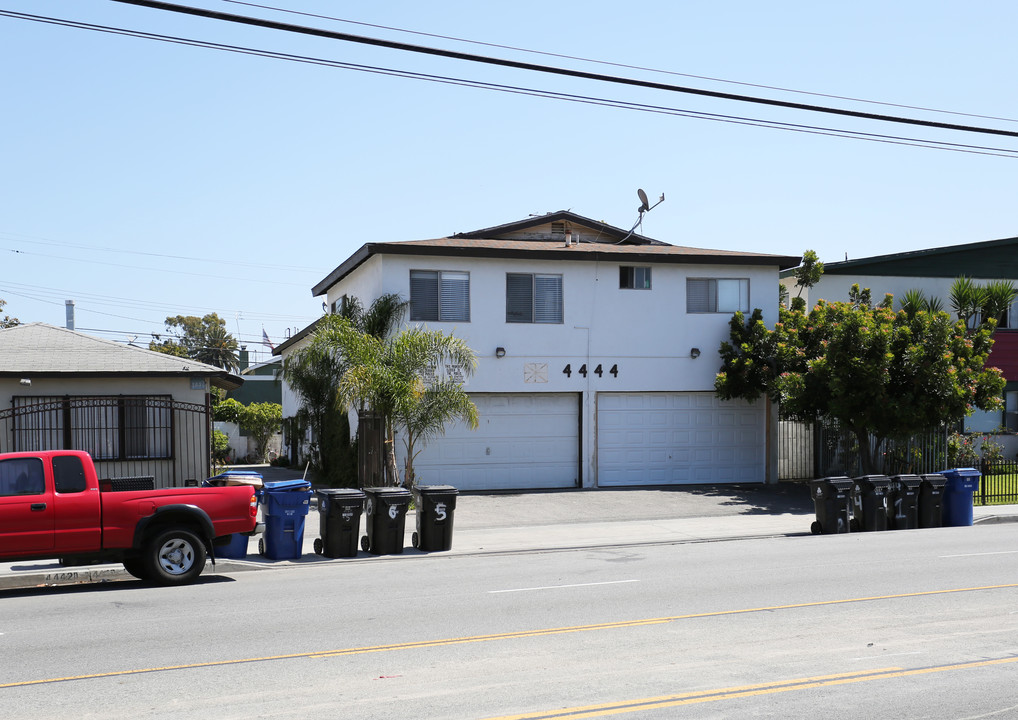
{"left": 144, "top": 529, "right": 207, "bottom": 585}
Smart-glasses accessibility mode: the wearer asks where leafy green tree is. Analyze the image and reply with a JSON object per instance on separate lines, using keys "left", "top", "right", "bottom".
{"left": 150, "top": 313, "right": 239, "bottom": 370}
{"left": 716, "top": 284, "right": 1005, "bottom": 474}
{"left": 237, "top": 402, "right": 282, "bottom": 462}
{"left": 792, "top": 249, "right": 824, "bottom": 299}
{"left": 0, "top": 298, "right": 19, "bottom": 329}
{"left": 315, "top": 317, "right": 478, "bottom": 487}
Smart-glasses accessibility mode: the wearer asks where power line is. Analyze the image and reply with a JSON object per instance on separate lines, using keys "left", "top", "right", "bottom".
{"left": 3, "top": 10, "right": 1017, "bottom": 158}
{"left": 108, "top": 0, "right": 1018, "bottom": 139}
{"left": 0, "top": 229, "right": 321, "bottom": 274}
{"left": 222, "top": 0, "right": 1018, "bottom": 127}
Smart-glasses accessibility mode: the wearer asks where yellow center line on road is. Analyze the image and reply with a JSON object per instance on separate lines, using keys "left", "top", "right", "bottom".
{"left": 2, "top": 583, "right": 1015, "bottom": 689}
{"left": 480, "top": 656, "right": 1018, "bottom": 719}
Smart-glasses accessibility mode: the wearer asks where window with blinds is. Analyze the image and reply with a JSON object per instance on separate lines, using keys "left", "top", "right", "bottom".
{"left": 506, "top": 273, "right": 563, "bottom": 323}
{"left": 410, "top": 270, "right": 470, "bottom": 322}
{"left": 686, "top": 278, "right": 749, "bottom": 313}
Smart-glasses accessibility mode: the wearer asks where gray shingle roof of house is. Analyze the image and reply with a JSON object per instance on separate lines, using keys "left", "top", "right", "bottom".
{"left": 0, "top": 323, "right": 243, "bottom": 390}
{"left": 311, "top": 211, "right": 801, "bottom": 296}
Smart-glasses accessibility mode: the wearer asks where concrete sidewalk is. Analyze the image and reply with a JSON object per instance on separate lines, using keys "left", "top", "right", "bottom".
{"left": 2, "top": 475, "right": 1016, "bottom": 590}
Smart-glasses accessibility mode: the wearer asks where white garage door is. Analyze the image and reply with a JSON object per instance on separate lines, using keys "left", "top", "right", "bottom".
{"left": 409, "top": 393, "right": 580, "bottom": 491}
{"left": 597, "top": 392, "right": 764, "bottom": 486}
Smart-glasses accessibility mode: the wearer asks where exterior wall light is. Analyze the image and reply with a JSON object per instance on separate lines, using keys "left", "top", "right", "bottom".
{"left": 689, "top": 348, "right": 701, "bottom": 359}
{"left": 19, "top": 378, "right": 31, "bottom": 386}
{"left": 495, "top": 347, "right": 506, "bottom": 358}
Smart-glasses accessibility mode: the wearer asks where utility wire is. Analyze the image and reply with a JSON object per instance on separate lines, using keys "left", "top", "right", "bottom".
{"left": 222, "top": 0, "right": 1018, "bottom": 126}
{"left": 3, "top": 10, "right": 1017, "bottom": 158}
{"left": 108, "top": 0, "right": 1018, "bottom": 139}
{"left": 0, "top": 229, "right": 320, "bottom": 274}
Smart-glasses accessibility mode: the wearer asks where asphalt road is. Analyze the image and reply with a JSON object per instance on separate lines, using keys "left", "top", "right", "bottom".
{"left": 2, "top": 524, "right": 1016, "bottom": 719}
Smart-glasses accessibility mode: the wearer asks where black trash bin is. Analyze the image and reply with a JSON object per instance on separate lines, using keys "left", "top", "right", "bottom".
{"left": 411, "top": 485, "right": 459, "bottom": 551}
{"left": 851, "top": 475, "right": 891, "bottom": 531}
{"left": 809, "top": 477, "right": 854, "bottom": 534}
{"left": 361, "top": 487, "right": 411, "bottom": 555}
{"left": 919, "top": 473, "right": 947, "bottom": 528}
{"left": 314, "top": 489, "right": 365, "bottom": 558}
{"left": 887, "top": 475, "right": 922, "bottom": 530}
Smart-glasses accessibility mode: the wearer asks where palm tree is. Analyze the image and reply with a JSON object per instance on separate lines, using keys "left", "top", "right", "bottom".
{"left": 318, "top": 319, "right": 478, "bottom": 487}
{"left": 282, "top": 294, "right": 410, "bottom": 484}
{"left": 950, "top": 277, "right": 1016, "bottom": 336}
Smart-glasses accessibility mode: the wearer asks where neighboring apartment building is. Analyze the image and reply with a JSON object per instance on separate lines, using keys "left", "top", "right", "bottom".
{"left": 783, "top": 236, "right": 1018, "bottom": 432}
{"left": 280, "top": 211, "right": 799, "bottom": 490}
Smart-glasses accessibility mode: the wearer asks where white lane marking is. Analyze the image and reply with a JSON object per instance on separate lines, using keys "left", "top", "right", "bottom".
{"left": 848, "top": 651, "right": 923, "bottom": 661}
{"left": 489, "top": 579, "right": 640, "bottom": 594}
{"left": 940, "top": 550, "right": 1018, "bottom": 558}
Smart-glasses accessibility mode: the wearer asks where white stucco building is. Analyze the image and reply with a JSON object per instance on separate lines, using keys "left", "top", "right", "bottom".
{"left": 279, "top": 211, "right": 799, "bottom": 490}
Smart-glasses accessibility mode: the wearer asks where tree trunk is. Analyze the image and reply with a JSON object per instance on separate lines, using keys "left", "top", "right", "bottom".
{"left": 854, "top": 426, "right": 879, "bottom": 475}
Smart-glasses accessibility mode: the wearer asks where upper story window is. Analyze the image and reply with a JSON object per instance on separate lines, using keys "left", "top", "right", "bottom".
{"left": 687, "top": 278, "right": 749, "bottom": 313}
{"left": 506, "top": 273, "right": 563, "bottom": 323}
{"left": 620, "top": 266, "right": 652, "bottom": 290}
{"left": 410, "top": 270, "right": 470, "bottom": 322}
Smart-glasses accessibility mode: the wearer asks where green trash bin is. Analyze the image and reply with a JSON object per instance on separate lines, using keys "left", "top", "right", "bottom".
{"left": 411, "top": 485, "right": 458, "bottom": 551}
{"left": 810, "top": 477, "right": 854, "bottom": 534}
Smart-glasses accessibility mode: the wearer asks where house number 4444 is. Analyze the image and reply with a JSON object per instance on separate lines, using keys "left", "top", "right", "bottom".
{"left": 562, "top": 363, "right": 618, "bottom": 378}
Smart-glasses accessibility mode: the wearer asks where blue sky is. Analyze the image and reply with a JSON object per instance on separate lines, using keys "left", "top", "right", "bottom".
{"left": 2, "top": 0, "right": 1016, "bottom": 362}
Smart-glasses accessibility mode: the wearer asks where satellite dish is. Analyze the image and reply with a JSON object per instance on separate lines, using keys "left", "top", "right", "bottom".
{"left": 637, "top": 188, "right": 650, "bottom": 212}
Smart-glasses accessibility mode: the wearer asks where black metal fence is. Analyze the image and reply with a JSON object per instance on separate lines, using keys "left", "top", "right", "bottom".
{"left": 976, "top": 459, "right": 1018, "bottom": 505}
{"left": 0, "top": 395, "right": 212, "bottom": 488}
{"left": 779, "top": 418, "right": 949, "bottom": 480}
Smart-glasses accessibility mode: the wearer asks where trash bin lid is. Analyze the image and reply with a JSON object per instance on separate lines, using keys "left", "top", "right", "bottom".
{"left": 812, "top": 476, "right": 854, "bottom": 490}
{"left": 921, "top": 473, "right": 948, "bottom": 487}
{"left": 853, "top": 474, "right": 890, "bottom": 487}
{"left": 939, "top": 467, "right": 980, "bottom": 479}
{"left": 263, "top": 479, "right": 312, "bottom": 492}
{"left": 890, "top": 474, "right": 922, "bottom": 487}
{"left": 316, "top": 488, "right": 365, "bottom": 498}
{"left": 413, "top": 484, "right": 459, "bottom": 495}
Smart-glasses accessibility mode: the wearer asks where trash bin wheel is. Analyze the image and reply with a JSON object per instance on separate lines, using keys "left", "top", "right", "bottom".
{"left": 361, "top": 536, "right": 369, "bottom": 552}
{"left": 313, "top": 538, "right": 323, "bottom": 555}
{"left": 258, "top": 537, "right": 266, "bottom": 556}
{"left": 810, "top": 521, "right": 821, "bottom": 535}
{"left": 412, "top": 532, "right": 419, "bottom": 549}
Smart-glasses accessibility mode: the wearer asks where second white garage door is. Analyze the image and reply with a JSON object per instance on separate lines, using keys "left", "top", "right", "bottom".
{"left": 408, "top": 393, "right": 580, "bottom": 491}
{"left": 597, "top": 392, "right": 764, "bottom": 486}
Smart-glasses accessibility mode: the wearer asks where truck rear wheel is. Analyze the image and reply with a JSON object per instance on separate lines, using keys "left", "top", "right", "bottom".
{"left": 144, "top": 529, "right": 207, "bottom": 585}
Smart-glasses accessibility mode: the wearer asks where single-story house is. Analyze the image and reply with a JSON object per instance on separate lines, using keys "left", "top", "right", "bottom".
{"left": 279, "top": 211, "right": 798, "bottom": 490}
{"left": 782, "top": 236, "right": 1018, "bottom": 434}
{"left": 0, "top": 323, "right": 242, "bottom": 487}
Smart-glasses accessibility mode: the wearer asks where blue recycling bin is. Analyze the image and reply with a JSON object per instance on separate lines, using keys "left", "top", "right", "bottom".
{"left": 259, "top": 479, "right": 313, "bottom": 560}
{"left": 216, "top": 532, "right": 250, "bottom": 559}
{"left": 940, "top": 467, "right": 980, "bottom": 527}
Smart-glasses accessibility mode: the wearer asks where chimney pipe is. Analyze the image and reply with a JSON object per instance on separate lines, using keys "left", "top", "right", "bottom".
{"left": 65, "top": 300, "right": 75, "bottom": 330}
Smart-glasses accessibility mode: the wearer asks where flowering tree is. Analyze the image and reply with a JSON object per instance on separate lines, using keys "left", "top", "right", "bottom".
{"left": 716, "top": 285, "right": 1004, "bottom": 474}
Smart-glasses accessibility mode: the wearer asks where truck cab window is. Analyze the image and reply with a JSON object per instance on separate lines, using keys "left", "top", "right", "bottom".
{"left": 53, "top": 455, "right": 87, "bottom": 494}
{"left": 0, "top": 458, "right": 45, "bottom": 496}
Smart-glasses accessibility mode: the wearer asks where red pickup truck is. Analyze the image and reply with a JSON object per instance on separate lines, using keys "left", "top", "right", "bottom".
{"left": 0, "top": 450, "right": 259, "bottom": 585}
